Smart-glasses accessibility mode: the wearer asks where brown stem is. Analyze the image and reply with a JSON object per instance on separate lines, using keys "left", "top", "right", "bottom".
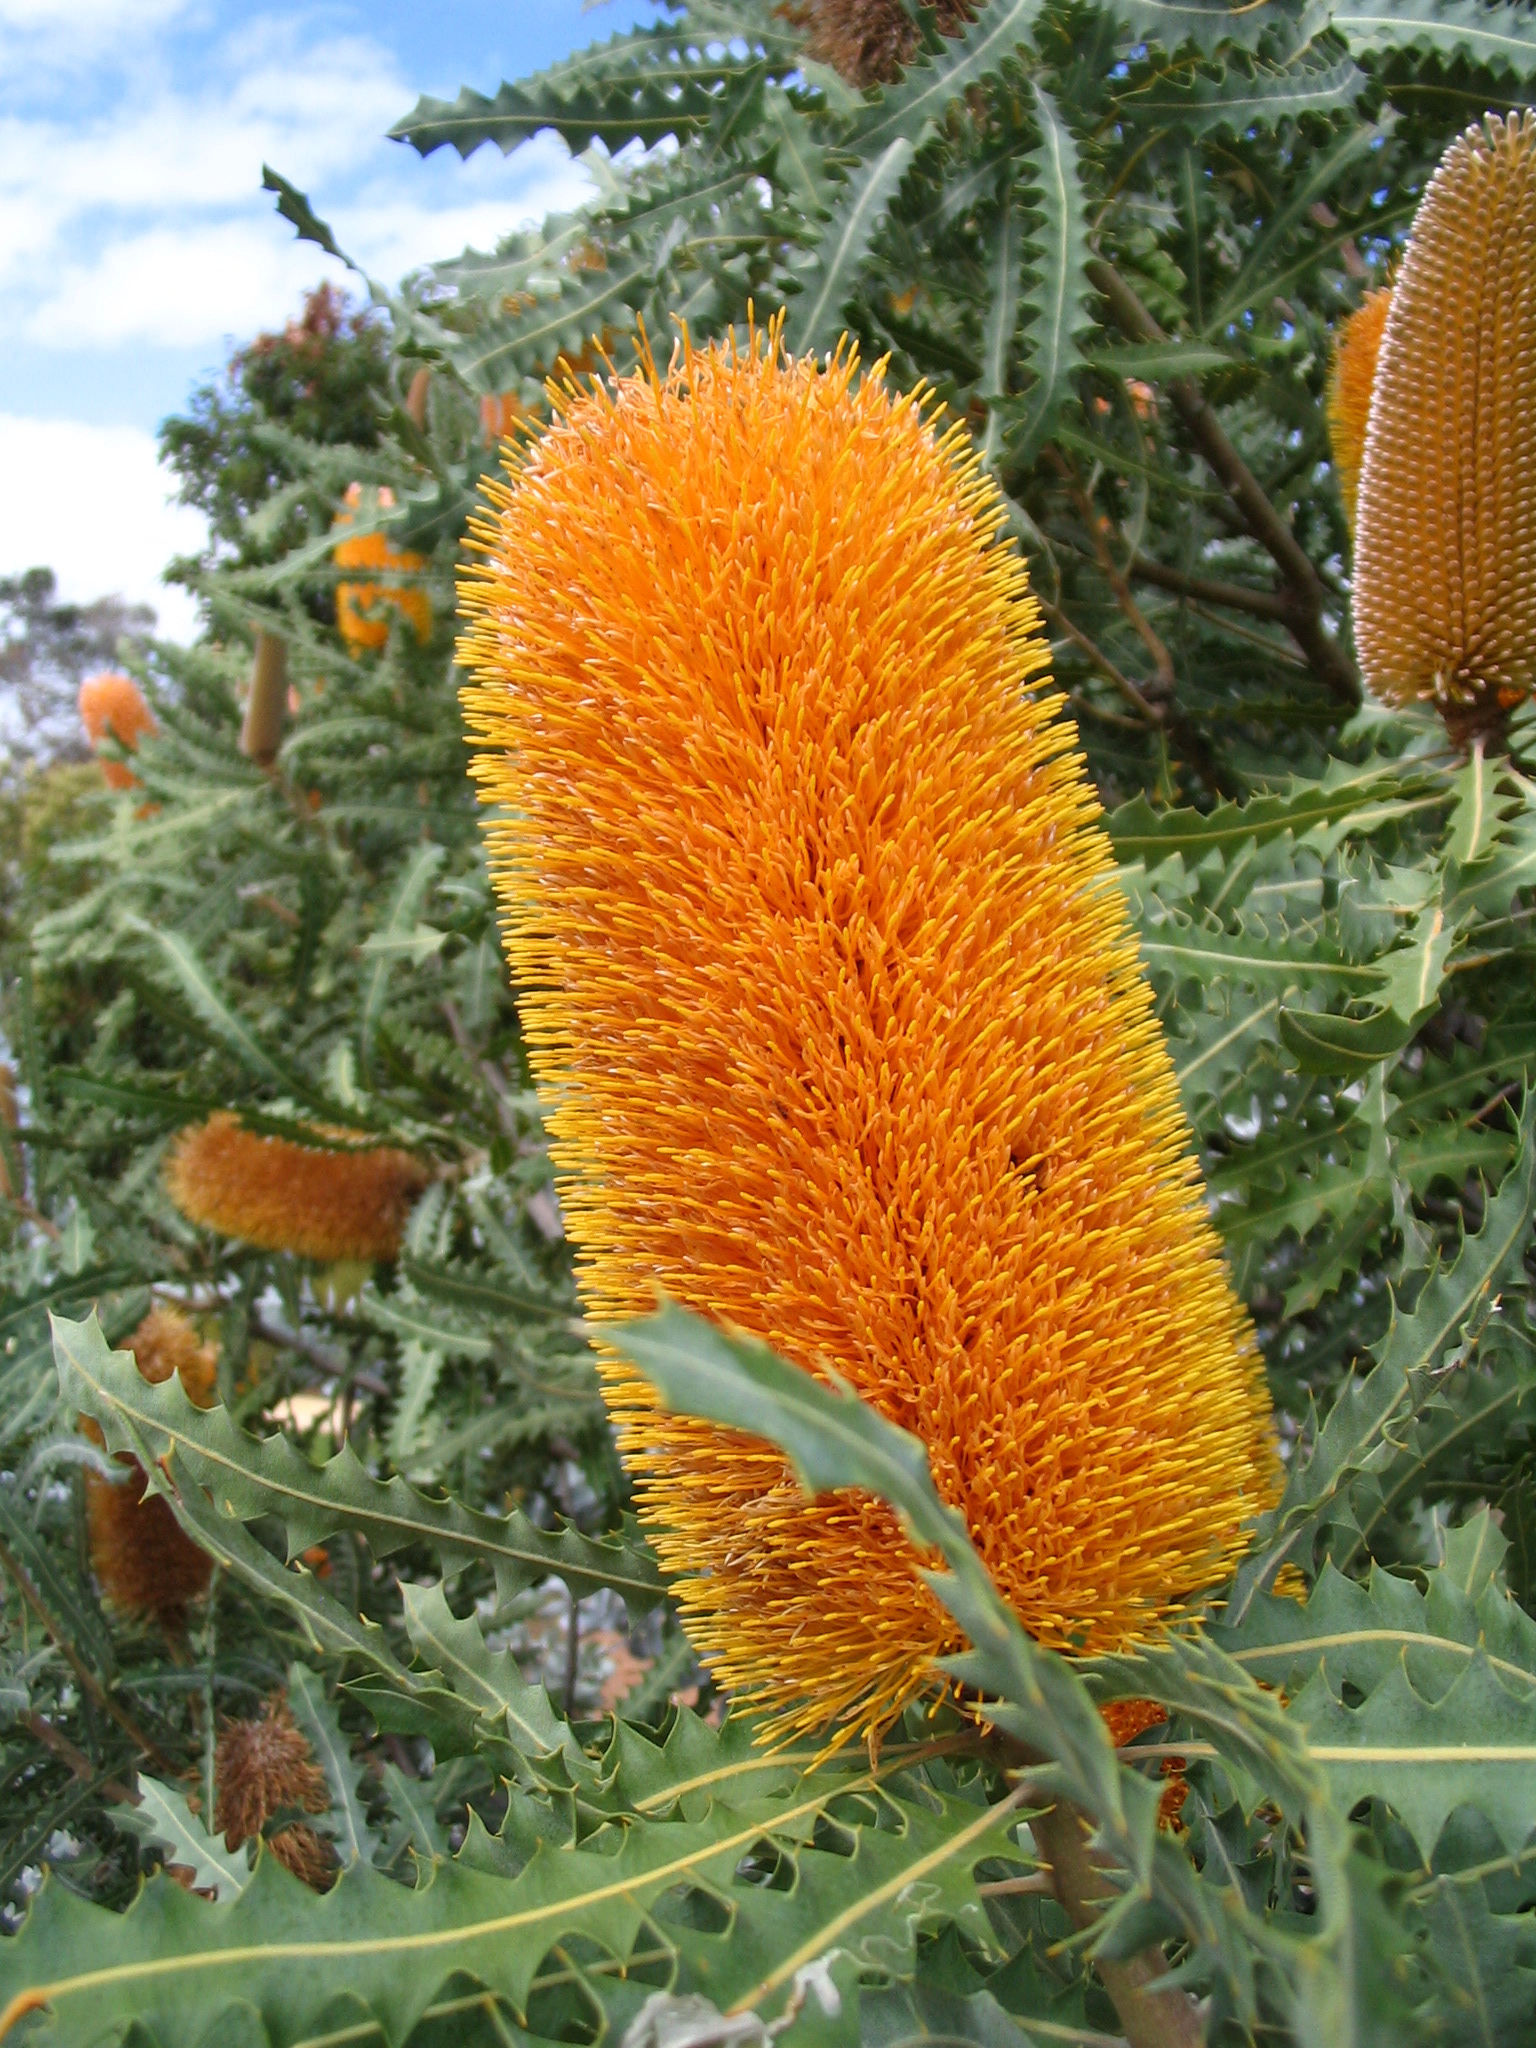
{"left": 1040, "top": 600, "right": 1163, "bottom": 725}
{"left": 1128, "top": 554, "right": 1301, "bottom": 625}
{"left": 0, "top": 1536, "right": 179, "bottom": 1775}
{"left": 1085, "top": 256, "right": 1360, "bottom": 710}
{"left": 405, "top": 367, "right": 431, "bottom": 428}
{"left": 1030, "top": 1799, "right": 1205, "bottom": 2048}
{"left": 22, "top": 1711, "right": 135, "bottom": 1804}
{"left": 1052, "top": 454, "right": 1176, "bottom": 698}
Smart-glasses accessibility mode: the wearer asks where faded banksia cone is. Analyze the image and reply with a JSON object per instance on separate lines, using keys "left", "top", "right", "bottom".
{"left": 1354, "top": 112, "right": 1536, "bottom": 745}
{"left": 460, "top": 329, "right": 1276, "bottom": 1740}
{"left": 215, "top": 1695, "right": 335, "bottom": 1890}
{"left": 165, "top": 1113, "right": 428, "bottom": 1263}
{"left": 83, "top": 1307, "right": 219, "bottom": 1636}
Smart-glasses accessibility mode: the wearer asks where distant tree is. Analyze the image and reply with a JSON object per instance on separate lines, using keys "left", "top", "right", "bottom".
{"left": 0, "top": 566, "right": 152, "bottom": 773}
{"left": 159, "top": 281, "right": 390, "bottom": 580}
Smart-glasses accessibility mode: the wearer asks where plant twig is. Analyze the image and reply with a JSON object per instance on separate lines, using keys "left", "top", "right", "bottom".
{"left": 1052, "top": 453, "right": 1176, "bottom": 698}
{"left": 1086, "top": 256, "right": 1360, "bottom": 711}
{"left": 0, "top": 1536, "right": 178, "bottom": 1776}
{"left": 1041, "top": 601, "right": 1164, "bottom": 725}
{"left": 1030, "top": 1798, "right": 1206, "bottom": 2048}
{"left": 22, "top": 1711, "right": 136, "bottom": 1804}
{"left": 1128, "top": 554, "right": 1301, "bottom": 624}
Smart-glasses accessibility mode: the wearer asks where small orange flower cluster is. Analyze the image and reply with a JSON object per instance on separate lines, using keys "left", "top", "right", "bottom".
{"left": 1326, "top": 285, "right": 1392, "bottom": 532}
{"left": 461, "top": 327, "right": 1276, "bottom": 1740}
{"left": 77, "top": 672, "right": 155, "bottom": 790}
{"left": 333, "top": 484, "right": 432, "bottom": 653}
{"left": 83, "top": 1307, "right": 218, "bottom": 1637}
{"left": 214, "top": 1695, "right": 335, "bottom": 1890}
{"left": 1100, "top": 1697, "right": 1187, "bottom": 1829}
{"left": 165, "top": 1113, "right": 428, "bottom": 1264}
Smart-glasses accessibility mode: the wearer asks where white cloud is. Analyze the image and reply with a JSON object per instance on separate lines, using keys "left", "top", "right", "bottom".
{"left": 0, "top": 414, "right": 205, "bottom": 640}
{"left": 0, "top": 0, "right": 190, "bottom": 26}
{"left": 29, "top": 220, "right": 344, "bottom": 349}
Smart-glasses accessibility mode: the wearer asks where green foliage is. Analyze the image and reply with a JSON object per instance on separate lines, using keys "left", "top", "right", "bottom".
{"left": 158, "top": 283, "right": 392, "bottom": 580}
{"left": 6, "top": 0, "right": 1536, "bottom": 2040}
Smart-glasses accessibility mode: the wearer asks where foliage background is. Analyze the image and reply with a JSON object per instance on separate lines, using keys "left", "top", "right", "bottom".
{"left": 6, "top": 1, "right": 1536, "bottom": 2041}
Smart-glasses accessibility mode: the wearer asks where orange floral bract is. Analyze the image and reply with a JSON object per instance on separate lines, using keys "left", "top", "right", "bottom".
{"left": 78, "top": 671, "right": 155, "bottom": 790}
{"left": 165, "top": 1113, "right": 428, "bottom": 1263}
{"left": 1354, "top": 112, "right": 1536, "bottom": 742}
{"left": 1327, "top": 285, "right": 1392, "bottom": 532}
{"left": 460, "top": 331, "right": 1276, "bottom": 1739}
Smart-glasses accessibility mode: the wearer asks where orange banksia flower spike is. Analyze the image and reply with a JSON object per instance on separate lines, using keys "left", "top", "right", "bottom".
{"left": 1354, "top": 112, "right": 1536, "bottom": 747}
{"left": 333, "top": 484, "right": 432, "bottom": 653}
{"left": 215, "top": 1694, "right": 335, "bottom": 1890}
{"left": 165, "top": 1113, "right": 428, "bottom": 1264}
{"left": 83, "top": 1307, "right": 219, "bottom": 1636}
{"left": 1327, "top": 284, "right": 1392, "bottom": 532}
{"left": 460, "top": 326, "right": 1277, "bottom": 1741}
{"left": 78, "top": 671, "right": 156, "bottom": 790}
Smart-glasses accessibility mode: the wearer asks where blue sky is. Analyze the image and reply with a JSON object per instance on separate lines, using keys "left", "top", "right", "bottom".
{"left": 0, "top": 1, "right": 659, "bottom": 635}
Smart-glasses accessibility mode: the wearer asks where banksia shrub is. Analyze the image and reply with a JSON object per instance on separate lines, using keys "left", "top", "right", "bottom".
{"left": 83, "top": 1307, "right": 219, "bottom": 1636}
{"left": 460, "top": 332, "right": 1276, "bottom": 1738}
{"left": 77, "top": 671, "right": 155, "bottom": 790}
{"left": 1327, "top": 285, "right": 1392, "bottom": 531}
{"left": 333, "top": 484, "right": 432, "bottom": 653}
{"left": 165, "top": 1112, "right": 428, "bottom": 1263}
{"left": 1354, "top": 112, "right": 1536, "bottom": 744}
{"left": 214, "top": 1696, "right": 335, "bottom": 1890}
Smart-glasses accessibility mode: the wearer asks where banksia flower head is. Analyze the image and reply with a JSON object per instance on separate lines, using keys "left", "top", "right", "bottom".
{"left": 78, "top": 671, "right": 155, "bottom": 790}
{"left": 460, "top": 327, "right": 1276, "bottom": 1740}
{"left": 215, "top": 1695, "right": 335, "bottom": 1890}
{"left": 1327, "top": 285, "right": 1392, "bottom": 531}
{"left": 1354, "top": 112, "right": 1536, "bottom": 745}
{"left": 165, "top": 1112, "right": 428, "bottom": 1263}
{"left": 83, "top": 1307, "right": 219, "bottom": 1636}
{"left": 334, "top": 483, "right": 432, "bottom": 653}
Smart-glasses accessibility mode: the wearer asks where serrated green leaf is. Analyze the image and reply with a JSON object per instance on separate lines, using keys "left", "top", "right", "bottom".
{"left": 389, "top": 25, "right": 772, "bottom": 158}
{"left": 787, "top": 138, "right": 917, "bottom": 353}
{"left": 118, "top": 1778, "right": 251, "bottom": 1903}
{"left": 1230, "top": 1099, "right": 1536, "bottom": 1618}
{"left": 0, "top": 1758, "right": 1019, "bottom": 2048}
{"left": 53, "top": 1312, "right": 663, "bottom": 1614}
{"left": 852, "top": 0, "right": 1046, "bottom": 156}
{"left": 1008, "top": 87, "right": 1093, "bottom": 462}
{"left": 1333, "top": 0, "right": 1536, "bottom": 73}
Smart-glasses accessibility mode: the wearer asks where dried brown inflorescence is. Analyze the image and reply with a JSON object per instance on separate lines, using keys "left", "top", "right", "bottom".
{"left": 784, "top": 0, "right": 972, "bottom": 87}
{"left": 164, "top": 1112, "right": 429, "bottom": 1264}
{"left": 1354, "top": 112, "right": 1536, "bottom": 746}
{"left": 214, "top": 1695, "right": 336, "bottom": 1889}
{"left": 83, "top": 1308, "right": 219, "bottom": 1637}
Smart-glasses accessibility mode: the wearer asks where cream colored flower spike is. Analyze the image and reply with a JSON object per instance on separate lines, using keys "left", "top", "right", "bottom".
{"left": 1354, "top": 111, "right": 1536, "bottom": 746}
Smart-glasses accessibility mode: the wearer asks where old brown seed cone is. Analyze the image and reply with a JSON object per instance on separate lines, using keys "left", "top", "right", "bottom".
{"left": 215, "top": 1694, "right": 336, "bottom": 1890}
{"left": 83, "top": 1308, "right": 219, "bottom": 1637}
{"left": 783, "top": 0, "right": 972, "bottom": 86}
